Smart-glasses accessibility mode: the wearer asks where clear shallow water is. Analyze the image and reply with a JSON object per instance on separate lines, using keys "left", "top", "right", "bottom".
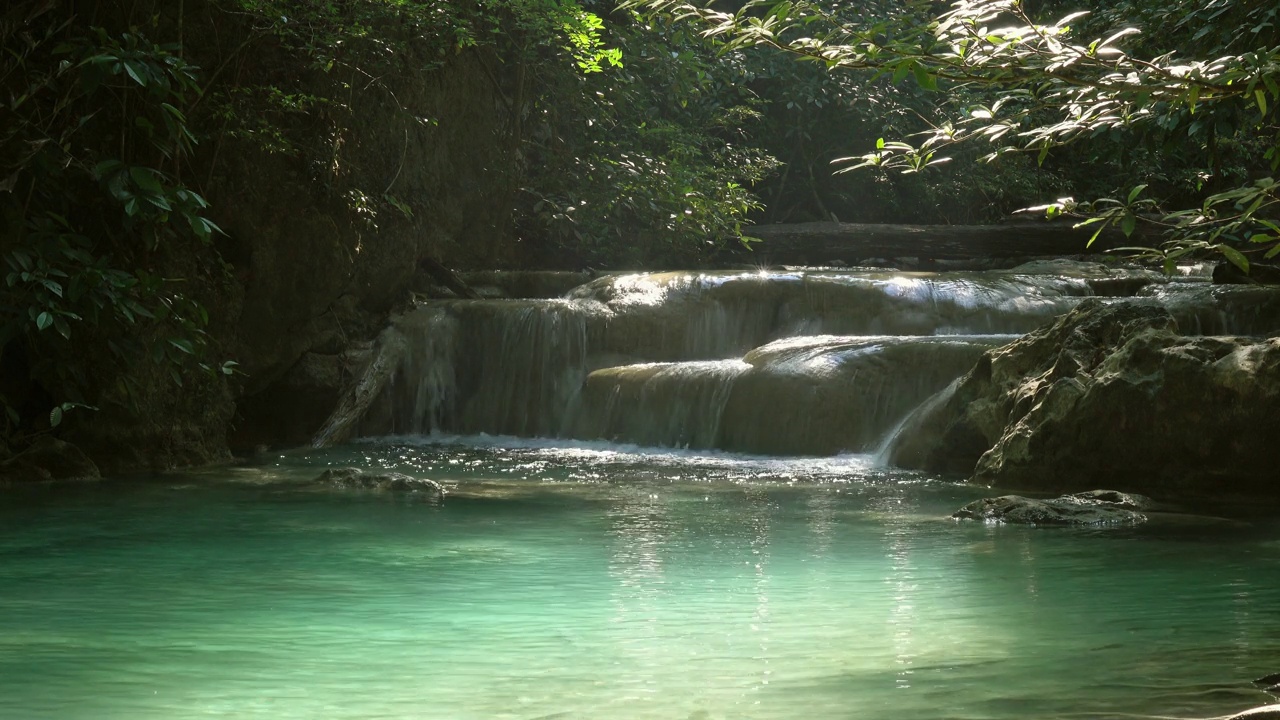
{"left": 2, "top": 436, "right": 1279, "bottom": 720}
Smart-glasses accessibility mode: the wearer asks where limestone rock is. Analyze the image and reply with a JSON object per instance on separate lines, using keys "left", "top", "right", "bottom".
{"left": 891, "top": 299, "right": 1280, "bottom": 500}
{"left": 0, "top": 437, "right": 101, "bottom": 484}
{"left": 572, "top": 335, "right": 1001, "bottom": 454}
{"left": 316, "top": 467, "right": 445, "bottom": 498}
{"left": 890, "top": 300, "right": 1178, "bottom": 474}
{"left": 952, "top": 493, "right": 1147, "bottom": 526}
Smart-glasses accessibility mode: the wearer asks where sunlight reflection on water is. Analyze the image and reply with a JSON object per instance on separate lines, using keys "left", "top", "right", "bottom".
{"left": 0, "top": 437, "right": 1278, "bottom": 719}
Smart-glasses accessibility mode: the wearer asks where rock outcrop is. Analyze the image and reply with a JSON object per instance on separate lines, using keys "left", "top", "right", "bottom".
{"left": 891, "top": 299, "right": 1280, "bottom": 500}
{"left": 952, "top": 492, "right": 1149, "bottom": 526}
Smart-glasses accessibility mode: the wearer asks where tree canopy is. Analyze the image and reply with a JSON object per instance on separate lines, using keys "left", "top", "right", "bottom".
{"left": 627, "top": 0, "right": 1280, "bottom": 271}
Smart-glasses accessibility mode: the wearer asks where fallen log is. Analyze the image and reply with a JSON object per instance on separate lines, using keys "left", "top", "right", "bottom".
{"left": 734, "top": 221, "right": 1144, "bottom": 267}
{"left": 418, "top": 255, "right": 481, "bottom": 299}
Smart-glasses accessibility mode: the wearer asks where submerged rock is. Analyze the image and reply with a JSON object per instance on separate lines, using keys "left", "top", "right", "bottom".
{"left": 316, "top": 467, "right": 445, "bottom": 498}
{"left": 890, "top": 299, "right": 1280, "bottom": 501}
{"left": 0, "top": 437, "right": 101, "bottom": 485}
{"left": 953, "top": 493, "right": 1147, "bottom": 526}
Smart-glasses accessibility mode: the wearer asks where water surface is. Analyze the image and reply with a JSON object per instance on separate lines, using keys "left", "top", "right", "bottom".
{"left": 2, "top": 436, "right": 1278, "bottom": 719}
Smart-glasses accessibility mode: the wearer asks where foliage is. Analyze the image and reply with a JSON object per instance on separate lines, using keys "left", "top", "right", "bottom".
{"left": 0, "top": 2, "right": 231, "bottom": 438}
{"left": 205, "top": 0, "right": 769, "bottom": 266}
{"left": 625, "top": 0, "right": 1280, "bottom": 269}
{"left": 738, "top": 28, "right": 1069, "bottom": 224}
{"left": 514, "top": 9, "right": 779, "bottom": 265}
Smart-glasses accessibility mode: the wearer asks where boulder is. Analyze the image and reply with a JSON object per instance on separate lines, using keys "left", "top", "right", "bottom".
{"left": 952, "top": 493, "right": 1147, "bottom": 526}
{"left": 316, "top": 467, "right": 445, "bottom": 498}
{"left": 0, "top": 437, "right": 101, "bottom": 484}
{"left": 890, "top": 299, "right": 1280, "bottom": 500}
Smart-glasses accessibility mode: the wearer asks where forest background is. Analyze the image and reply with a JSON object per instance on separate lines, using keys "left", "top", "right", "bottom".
{"left": 1, "top": 0, "right": 1277, "bottom": 468}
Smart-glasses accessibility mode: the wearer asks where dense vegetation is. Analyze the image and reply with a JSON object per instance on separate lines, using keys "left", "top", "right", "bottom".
{"left": 631, "top": 0, "right": 1280, "bottom": 270}
{"left": 2, "top": 0, "right": 1278, "bottom": 460}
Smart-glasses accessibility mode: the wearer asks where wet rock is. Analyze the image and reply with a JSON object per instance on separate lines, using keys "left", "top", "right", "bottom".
{"left": 1006, "top": 259, "right": 1166, "bottom": 296}
{"left": 1138, "top": 283, "right": 1280, "bottom": 336}
{"left": 890, "top": 300, "right": 1178, "bottom": 475}
{"left": 953, "top": 494, "right": 1147, "bottom": 526}
{"left": 570, "top": 270, "right": 1091, "bottom": 363}
{"left": 316, "top": 467, "right": 445, "bottom": 497}
{"left": 573, "top": 335, "right": 1002, "bottom": 454}
{"left": 0, "top": 437, "right": 101, "bottom": 484}
{"left": 718, "top": 336, "right": 1000, "bottom": 455}
{"left": 890, "top": 299, "right": 1280, "bottom": 501}
{"left": 1060, "top": 489, "right": 1155, "bottom": 511}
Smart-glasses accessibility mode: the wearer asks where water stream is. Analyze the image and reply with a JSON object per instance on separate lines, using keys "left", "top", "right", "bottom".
{"left": 5, "top": 265, "right": 1279, "bottom": 719}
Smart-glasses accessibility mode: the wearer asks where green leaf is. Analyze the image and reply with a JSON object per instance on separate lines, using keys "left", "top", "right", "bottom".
{"left": 50, "top": 406, "right": 62, "bottom": 428}
{"left": 892, "top": 61, "right": 912, "bottom": 85}
{"left": 1126, "top": 184, "right": 1147, "bottom": 204}
{"left": 1120, "top": 214, "right": 1136, "bottom": 237}
{"left": 1257, "top": 89, "right": 1268, "bottom": 117}
{"left": 129, "top": 166, "right": 164, "bottom": 193}
{"left": 93, "top": 159, "right": 124, "bottom": 179}
{"left": 168, "top": 338, "right": 195, "bottom": 355}
{"left": 1219, "top": 245, "right": 1249, "bottom": 273}
{"left": 123, "top": 60, "right": 146, "bottom": 86}
{"left": 36, "top": 312, "right": 52, "bottom": 331}
{"left": 912, "top": 65, "right": 937, "bottom": 91}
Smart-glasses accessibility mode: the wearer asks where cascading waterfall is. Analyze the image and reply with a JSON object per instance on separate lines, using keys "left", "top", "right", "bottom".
{"left": 326, "top": 267, "right": 1202, "bottom": 456}
{"left": 366, "top": 299, "right": 594, "bottom": 438}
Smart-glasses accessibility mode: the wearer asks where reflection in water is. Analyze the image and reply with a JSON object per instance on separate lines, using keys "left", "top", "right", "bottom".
{"left": 746, "top": 488, "right": 774, "bottom": 696}
{"left": 2, "top": 439, "right": 1280, "bottom": 720}
{"left": 878, "top": 492, "right": 919, "bottom": 692}
{"left": 608, "top": 489, "right": 673, "bottom": 707}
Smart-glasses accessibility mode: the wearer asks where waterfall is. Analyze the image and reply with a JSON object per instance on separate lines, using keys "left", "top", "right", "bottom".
{"left": 319, "top": 268, "right": 1125, "bottom": 454}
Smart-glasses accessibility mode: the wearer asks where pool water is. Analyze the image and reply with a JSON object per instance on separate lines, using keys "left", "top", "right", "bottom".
{"left": 2, "top": 436, "right": 1278, "bottom": 719}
